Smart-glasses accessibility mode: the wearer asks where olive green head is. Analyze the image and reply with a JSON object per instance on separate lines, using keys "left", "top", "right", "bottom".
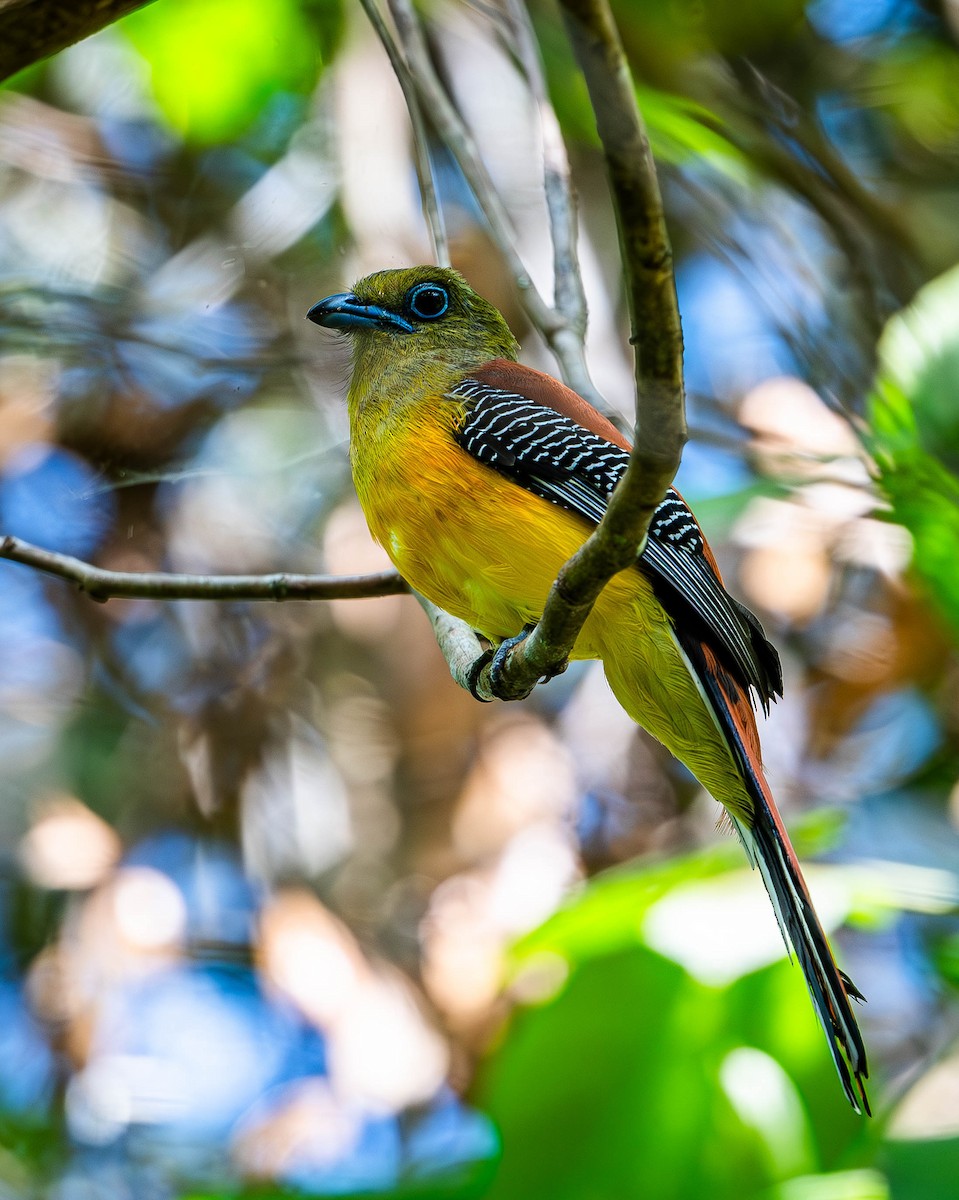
{"left": 307, "top": 266, "right": 519, "bottom": 371}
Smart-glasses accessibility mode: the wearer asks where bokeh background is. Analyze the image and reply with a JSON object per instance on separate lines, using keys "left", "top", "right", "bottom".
{"left": 1, "top": 0, "right": 959, "bottom": 1197}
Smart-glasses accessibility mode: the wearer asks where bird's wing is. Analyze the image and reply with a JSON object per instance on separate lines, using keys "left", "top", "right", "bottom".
{"left": 450, "top": 361, "right": 782, "bottom": 710}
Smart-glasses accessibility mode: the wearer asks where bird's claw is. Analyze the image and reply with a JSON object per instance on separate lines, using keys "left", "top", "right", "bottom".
{"left": 488, "top": 624, "right": 543, "bottom": 701}
{"left": 466, "top": 645, "right": 495, "bottom": 702}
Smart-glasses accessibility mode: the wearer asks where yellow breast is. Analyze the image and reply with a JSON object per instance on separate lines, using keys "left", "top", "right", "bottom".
{"left": 353, "top": 406, "right": 569, "bottom": 637}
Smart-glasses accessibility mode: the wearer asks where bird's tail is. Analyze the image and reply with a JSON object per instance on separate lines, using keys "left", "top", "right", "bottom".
{"left": 686, "top": 640, "right": 870, "bottom": 1115}
{"left": 594, "top": 586, "right": 869, "bottom": 1112}
{"left": 729, "top": 803, "right": 869, "bottom": 1114}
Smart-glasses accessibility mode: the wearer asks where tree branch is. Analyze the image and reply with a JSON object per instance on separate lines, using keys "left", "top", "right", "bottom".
{"left": 0, "top": 536, "right": 408, "bottom": 602}
{"left": 473, "top": 0, "right": 687, "bottom": 701}
{"left": 0, "top": 535, "right": 497, "bottom": 701}
{"left": 0, "top": 0, "right": 155, "bottom": 85}
{"left": 416, "top": 595, "right": 493, "bottom": 697}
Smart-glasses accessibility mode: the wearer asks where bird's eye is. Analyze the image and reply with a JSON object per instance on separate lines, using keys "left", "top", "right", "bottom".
{"left": 407, "top": 282, "right": 450, "bottom": 320}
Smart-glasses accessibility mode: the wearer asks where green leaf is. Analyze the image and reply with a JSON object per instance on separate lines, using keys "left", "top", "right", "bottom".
{"left": 869, "top": 264, "right": 959, "bottom": 638}
{"left": 873, "top": 264, "right": 959, "bottom": 466}
{"left": 768, "top": 1168, "right": 889, "bottom": 1200}
{"left": 475, "top": 946, "right": 784, "bottom": 1200}
{"left": 881, "top": 1137, "right": 959, "bottom": 1200}
{"left": 637, "top": 86, "right": 748, "bottom": 179}
{"left": 120, "top": 0, "right": 340, "bottom": 144}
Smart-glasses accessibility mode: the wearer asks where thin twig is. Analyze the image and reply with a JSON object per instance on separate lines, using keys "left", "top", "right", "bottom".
{"left": 474, "top": 0, "right": 687, "bottom": 701}
{"left": 384, "top": 0, "right": 605, "bottom": 412}
{"left": 416, "top": 595, "right": 492, "bottom": 695}
{"left": 360, "top": 0, "right": 498, "bottom": 667}
{"left": 729, "top": 59, "right": 918, "bottom": 298}
{"left": 359, "top": 0, "right": 450, "bottom": 267}
{"left": 502, "top": 0, "right": 587, "bottom": 335}
{"left": 0, "top": 536, "right": 408, "bottom": 602}
{"left": 386, "top": 0, "right": 545, "bottom": 316}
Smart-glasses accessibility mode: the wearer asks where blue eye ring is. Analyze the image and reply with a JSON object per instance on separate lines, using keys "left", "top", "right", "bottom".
{"left": 406, "top": 282, "right": 450, "bottom": 321}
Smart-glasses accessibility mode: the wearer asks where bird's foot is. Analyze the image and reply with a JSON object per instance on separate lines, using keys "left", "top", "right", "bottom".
{"left": 490, "top": 626, "right": 537, "bottom": 700}
{"left": 488, "top": 624, "right": 568, "bottom": 701}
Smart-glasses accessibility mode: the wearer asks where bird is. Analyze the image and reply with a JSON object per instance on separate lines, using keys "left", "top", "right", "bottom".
{"left": 307, "top": 265, "right": 869, "bottom": 1114}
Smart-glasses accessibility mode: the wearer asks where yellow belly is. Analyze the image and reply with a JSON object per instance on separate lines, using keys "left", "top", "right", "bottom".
{"left": 353, "top": 410, "right": 611, "bottom": 648}
{"left": 351, "top": 409, "right": 750, "bottom": 819}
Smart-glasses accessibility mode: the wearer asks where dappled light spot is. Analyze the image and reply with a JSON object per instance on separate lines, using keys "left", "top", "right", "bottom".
{"left": 420, "top": 874, "right": 504, "bottom": 1028}
{"left": 453, "top": 716, "right": 577, "bottom": 858}
{"left": 486, "top": 823, "right": 580, "bottom": 936}
{"left": 888, "top": 1050, "right": 959, "bottom": 1139}
{"left": 328, "top": 974, "right": 449, "bottom": 1113}
{"left": 507, "top": 951, "right": 570, "bottom": 1006}
{"left": 259, "top": 889, "right": 365, "bottom": 1027}
{"left": 740, "top": 376, "right": 861, "bottom": 467}
{"left": 261, "top": 889, "right": 450, "bottom": 1113}
{"left": 719, "top": 1046, "right": 813, "bottom": 1176}
{"left": 0, "top": 355, "right": 57, "bottom": 463}
{"left": 734, "top": 497, "right": 840, "bottom": 622}
{"left": 421, "top": 825, "right": 578, "bottom": 1029}
{"left": 644, "top": 867, "right": 850, "bottom": 986}
{"left": 19, "top": 794, "right": 120, "bottom": 891}
{"left": 113, "top": 866, "right": 187, "bottom": 950}
{"left": 740, "top": 543, "right": 832, "bottom": 624}
{"left": 768, "top": 1168, "right": 890, "bottom": 1200}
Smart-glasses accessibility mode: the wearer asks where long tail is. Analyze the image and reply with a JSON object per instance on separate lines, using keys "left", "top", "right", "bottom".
{"left": 683, "top": 638, "right": 870, "bottom": 1115}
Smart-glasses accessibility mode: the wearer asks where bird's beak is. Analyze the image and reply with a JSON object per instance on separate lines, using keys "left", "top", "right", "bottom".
{"left": 306, "top": 292, "right": 415, "bottom": 334}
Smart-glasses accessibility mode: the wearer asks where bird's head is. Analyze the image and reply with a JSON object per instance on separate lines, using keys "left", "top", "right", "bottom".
{"left": 307, "top": 266, "right": 519, "bottom": 371}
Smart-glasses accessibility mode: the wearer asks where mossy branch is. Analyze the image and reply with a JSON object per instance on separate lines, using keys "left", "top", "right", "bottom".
{"left": 469, "top": 0, "right": 686, "bottom": 701}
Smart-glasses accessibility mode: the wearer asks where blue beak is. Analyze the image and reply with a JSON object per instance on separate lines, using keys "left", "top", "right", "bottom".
{"left": 307, "top": 292, "right": 415, "bottom": 334}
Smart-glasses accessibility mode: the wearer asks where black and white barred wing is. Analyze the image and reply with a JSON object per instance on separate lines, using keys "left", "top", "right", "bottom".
{"left": 450, "top": 376, "right": 782, "bottom": 709}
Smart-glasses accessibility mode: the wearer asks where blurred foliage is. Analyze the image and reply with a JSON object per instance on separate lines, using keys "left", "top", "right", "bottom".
{"left": 1, "top": 0, "right": 959, "bottom": 1198}
{"left": 473, "top": 826, "right": 955, "bottom": 1200}
{"left": 121, "top": 0, "right": 343, "bottom": 144}
{"left": 870, "top": 265, "right": 959, "bottom": 637}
